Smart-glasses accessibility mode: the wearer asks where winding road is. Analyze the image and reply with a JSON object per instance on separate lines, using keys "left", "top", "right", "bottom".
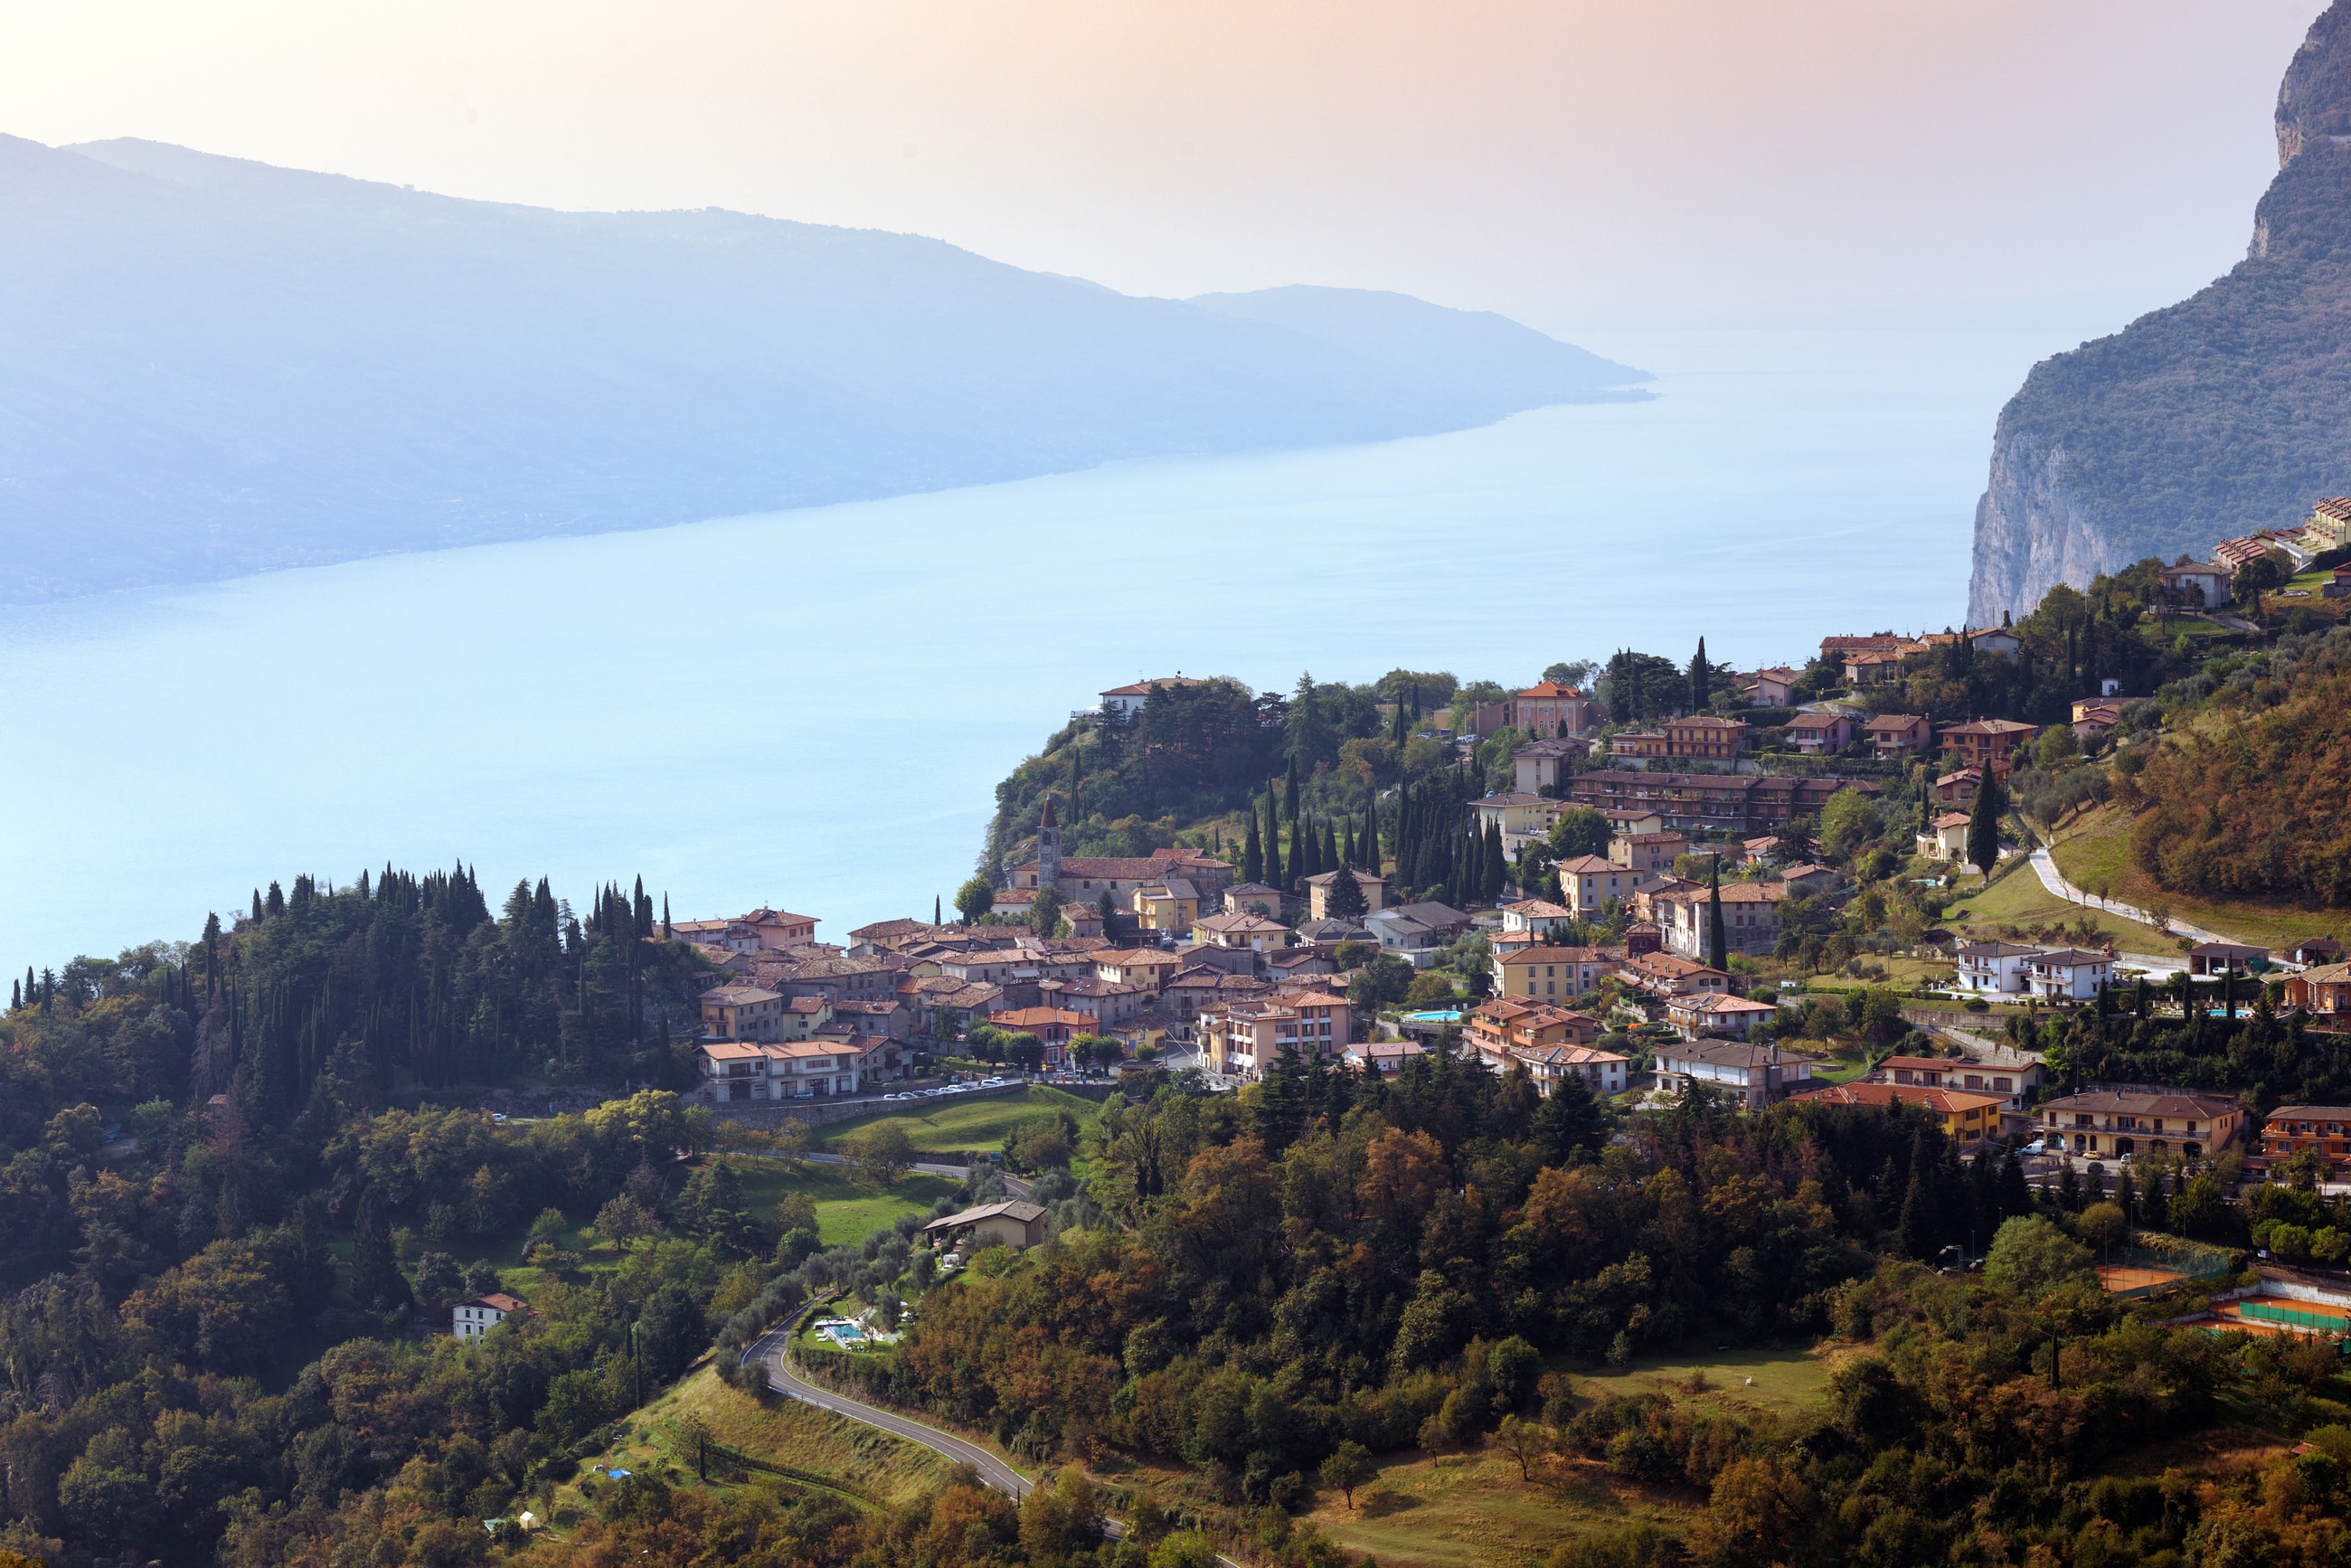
{"left": 743, "top": 1326, "right": 1032, "bottom": 1496}
{"left": 2026, "top": 844, "right": 2233, "bottom": 951}
{"left": 742, "top": 1326, "right": 1245, "bottom": 1567}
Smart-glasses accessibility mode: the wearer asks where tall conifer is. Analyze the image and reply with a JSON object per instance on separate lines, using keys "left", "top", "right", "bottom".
{"left": 1705, "top": 861, "right": 1727, "bottom": 971}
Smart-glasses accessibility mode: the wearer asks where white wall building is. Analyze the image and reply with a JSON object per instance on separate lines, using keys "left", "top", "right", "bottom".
{"left": 454, "top": 1291, "right": 526, "bottom": 1340}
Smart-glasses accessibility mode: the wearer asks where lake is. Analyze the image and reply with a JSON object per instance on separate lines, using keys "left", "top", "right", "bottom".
{"left": 0, "top": 326, "right": 2091, "bottom": 968}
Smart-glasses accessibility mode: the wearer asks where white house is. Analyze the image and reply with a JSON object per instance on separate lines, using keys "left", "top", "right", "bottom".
{"left": 2158, "top": 562, "right": 2233, "bottom": 609}
{"left": 1366, "top": 908, "right": 1444, "bottom": 968}
{"left": 696, "top": 1040, "right": 861, "bottom": 1103}
{"left": 454, "top": 1290, "right": 527, "bottom": 1340}
{"left": 1918, "top": 812, "right": 1972, "bottom": 863}
{"left": 1955, "top": 940, "right": 2042, "bottom": 995}
{"left": 1501, "top": 899, "right": 1575, "bottom": 938}
{"left": 1511, "top": 1044, "right": 1629, "bottom": 1098}
{"left": 1099, "top": 677, "right": 1203, "bottom": 719}
{"left": 1653, "top": 1039, "right": 1811, "bottom": 1110}
{"left": 2027, "top": 948, "right": 2113, "bottom": 1002}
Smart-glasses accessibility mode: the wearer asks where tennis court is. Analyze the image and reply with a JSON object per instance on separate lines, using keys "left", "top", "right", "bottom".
{"left": 2098, "top": 1263, "right": 2186, "bottom": 1295}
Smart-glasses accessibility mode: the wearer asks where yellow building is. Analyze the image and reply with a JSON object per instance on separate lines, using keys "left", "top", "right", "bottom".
{"left": 1131, "top": 879, "right": 1200, "bottom": 934}
{"left": 1797, "top": 1081, "right": 2007, "bottom": 1145}
{"left": 1489, "top": 945, "right": 1613, "bottom": 1003}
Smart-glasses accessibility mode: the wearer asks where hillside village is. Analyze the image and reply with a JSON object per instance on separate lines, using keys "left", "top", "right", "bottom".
{"left": 676, "top": 499, "right": 2351, "bottom": 1214}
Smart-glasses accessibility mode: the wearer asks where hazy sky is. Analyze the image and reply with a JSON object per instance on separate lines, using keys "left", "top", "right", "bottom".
{"left": 2, "top": 0, "right": 2327, "bottom": 336}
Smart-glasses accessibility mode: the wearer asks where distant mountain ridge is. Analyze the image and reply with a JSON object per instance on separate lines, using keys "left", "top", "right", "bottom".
{"left": 0, "top": 137, "right": 1647, "bottom": 605}
{"left": 1969, "top": 0, "right": 2351, "bottom": 623}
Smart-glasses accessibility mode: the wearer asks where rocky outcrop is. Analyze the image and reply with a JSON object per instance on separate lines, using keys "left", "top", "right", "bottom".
{"left": 1968, "top": 0, "right": 2351, "bottom": 623}
{"left": 1967, "top": 428, "right": 2116, "bottom": 626}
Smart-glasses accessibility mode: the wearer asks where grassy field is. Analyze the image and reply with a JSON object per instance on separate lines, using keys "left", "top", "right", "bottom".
{"left": 1565, "top": 1343, "right": 1846, "bottom": 1421}
{"left": 1299, "top": 1346, "right": 1841, "bottom": 1568}
{"left": 732, "top": 1162, "right": 962, "bottom": 1245}
{"left": 2051, "top": 807, "right": 2341, "bottom": 950}
{"left": 543, "top": 1364, "right": 954, "bottom": 1531}
{"left": 810, "top": 1086, "right": 1104, "bottom": 1154}
{"left": 1304, "top": 1446, "right": 1695, "bottom": 1568}
{"left": 474, "top": 1161, "right": 956, "bottom": 1299}
{"left": 1940, "top": 852, "right": 2176, "bottom": 953}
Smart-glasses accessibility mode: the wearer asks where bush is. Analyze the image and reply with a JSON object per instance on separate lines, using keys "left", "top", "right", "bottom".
{"left": 1984, "top": 1215, "right": 2093, "bottom": 1298}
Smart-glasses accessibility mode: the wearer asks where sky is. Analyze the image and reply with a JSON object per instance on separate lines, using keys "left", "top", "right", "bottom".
{"left": 0, "top": 0, "right": 2328, "bottom": 339}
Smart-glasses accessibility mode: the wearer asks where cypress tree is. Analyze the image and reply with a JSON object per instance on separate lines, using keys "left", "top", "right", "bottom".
{"left": 1689, "top": 637, "right": 1711, "bottom": 713}
{"left": 1897, "top": 1159, "right": 1932, "bottom": 1258}
{"left": 1322, "top": 819, "right": 1339, "bottom": 877}
{"left": 1967, "top": 769, "right": 2006, "bottom": 884}
{"left": 1265, "top": 795, "right": 1286, "bottom": 892}
{"left": 1998, "top": 1149, "right": 2032, "bottom": 1217}
{"left": 351, "top": 1185, "right": 408, "bottom": 1310}
{"left": 8, "top": 979, "right": 16, "bottom": 1011}
{"left": 1705, "top": 862, "right": 1727, "bottom": 971}
{"left": 1243, "top": 811, "right": 1264, "bottom": 885}
{"left": 1284, "top": 755, "right": 1301, "bottom": 833}
{"left": 663, "top": 893, "right": 673, "bottom": 939}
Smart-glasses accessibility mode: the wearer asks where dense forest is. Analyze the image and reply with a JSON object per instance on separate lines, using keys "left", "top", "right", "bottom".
{"left": 2121, "top": 623, "right": 2351, "bottom": 905}
{"left": 0, "top": 864, "right": 789, "bottom": 1568}
{"left": 785, "top": 1044, "right": 2351, "bottom": 1565}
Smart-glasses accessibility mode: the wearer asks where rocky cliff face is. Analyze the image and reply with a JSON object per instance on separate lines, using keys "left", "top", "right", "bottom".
{"left": 1967, "top": 0, "right": 2351, "bottom": 625}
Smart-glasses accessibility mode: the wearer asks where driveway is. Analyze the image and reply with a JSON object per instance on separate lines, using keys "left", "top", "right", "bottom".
{"left": 2027, "top": 845, "right": 2233, "bottom": 948}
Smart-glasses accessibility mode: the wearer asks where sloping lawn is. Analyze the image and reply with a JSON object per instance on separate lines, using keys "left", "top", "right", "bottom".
{"left": 732, "top": 1162, "right": 962, "bottom": 1244}
{"left": 810, "top": 1086, "right": 1103, "bottom": 1154}
{"left": 2052, "top": 807, "right": 2342, "bottom": 950}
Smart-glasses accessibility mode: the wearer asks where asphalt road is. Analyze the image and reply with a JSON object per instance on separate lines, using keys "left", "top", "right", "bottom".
{"left": 744, "top": 1326, "right": 1243, "bottom": 1566}
{"left": 745, "top": 1327, "right": 1032, "bottom": 1497}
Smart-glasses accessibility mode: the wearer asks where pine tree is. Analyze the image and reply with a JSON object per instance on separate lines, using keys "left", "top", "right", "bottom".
{"left": 1688, "top": 637, "right": 1711, "bottom": 714}
{"left": 351, "top": 1185, "right": 408, "bottom": 1310}
{"left": 1897, "top": 1161, "right": 1933, "bottom": 1259}
{"left": 1967, "top": 769, "right": 2006, "bottom": 884}
{"left": 1242, "top": 811, "right": 1264, "bottom": 885}
{"left": 1327, "top": 864, "right": 1369, "bottom": 921}
{"left": 1532, "top": 1072, "right": 1612, "bottom": 1164}
{"left": 1998, "top": 1149, "right": 2032, "bottom": 1217}
{"left": 1705, "top": 861, "right": 1727, "bottom": 971}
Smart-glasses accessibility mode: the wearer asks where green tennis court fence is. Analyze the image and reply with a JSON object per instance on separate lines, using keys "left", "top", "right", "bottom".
{"left": 2239, "top": 1299, "right": 2351, "bottom": 1333}
{"left": 2112, "top": 1243, "right": 2234, "bottom": 1281}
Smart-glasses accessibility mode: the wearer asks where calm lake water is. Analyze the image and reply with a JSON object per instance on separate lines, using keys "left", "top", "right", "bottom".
{"left": 0, "top": 327, "right": 2091, "bottom": 968}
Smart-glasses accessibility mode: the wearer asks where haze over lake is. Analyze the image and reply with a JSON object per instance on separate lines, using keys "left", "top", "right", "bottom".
{"left": 2, "top": 327, "right": 2088, "bottom": 968}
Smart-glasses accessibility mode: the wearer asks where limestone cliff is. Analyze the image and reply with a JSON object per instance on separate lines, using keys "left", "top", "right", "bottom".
{"left": 1968, "top": 0, "right": 2351, "bottom": 624}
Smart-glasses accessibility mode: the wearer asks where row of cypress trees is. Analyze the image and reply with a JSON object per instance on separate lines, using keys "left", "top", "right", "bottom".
{"left": 179, "top": 864, "right": 694, "bottom": 1119}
